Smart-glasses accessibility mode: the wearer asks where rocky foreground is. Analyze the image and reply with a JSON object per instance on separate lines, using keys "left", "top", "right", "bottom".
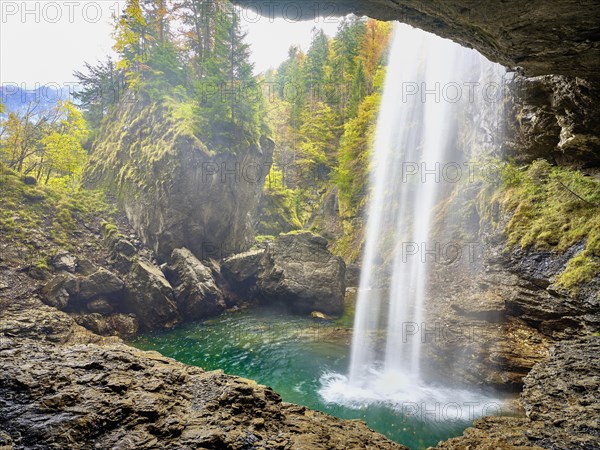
{"left": 0, "top": 296, "right": 404, "bottom": 450}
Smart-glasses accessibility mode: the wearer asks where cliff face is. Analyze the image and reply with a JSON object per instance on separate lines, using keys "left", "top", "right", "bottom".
{"left": 504, "top": 75, "right": 600, "bottom": 166}
{"left": 86, "top": 100, "right": 274, "bottom": 262}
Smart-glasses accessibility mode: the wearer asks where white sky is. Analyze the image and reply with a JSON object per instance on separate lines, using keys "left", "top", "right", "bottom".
{"left": 0, "top": 1, "right": 341, "bottom": 89}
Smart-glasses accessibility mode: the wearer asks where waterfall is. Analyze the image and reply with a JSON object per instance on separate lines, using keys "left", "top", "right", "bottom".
{"left": 320, "top": 24, "right": 506, "bottom": 413}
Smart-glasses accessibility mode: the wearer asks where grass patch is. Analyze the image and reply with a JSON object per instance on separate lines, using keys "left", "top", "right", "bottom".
{"left": 480, "top": 159, "right": 600, "bottom": 293}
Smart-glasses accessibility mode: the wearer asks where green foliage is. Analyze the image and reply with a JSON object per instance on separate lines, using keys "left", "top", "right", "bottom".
{"left": 195, "top": 4, "right": 262, "bottom": 149}
{"left": 483, "top": 159, "right": 600, "bottom": 293}
{"left": 0, "top": 163, "right": 116, "bottom": 254}
{"left": 73, "top": 58, "right": 125, "bottom": 131}
{"left": 257, "top": 165, "right": 303, "bottom": 235}
{"left": 259, "top": 17, "right": 392, "bottom": 259}
{"left": 0, "top": 101, "right": 89, "bottom": 186}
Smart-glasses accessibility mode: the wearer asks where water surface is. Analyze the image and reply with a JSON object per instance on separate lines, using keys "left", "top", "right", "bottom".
{"left": 131, "top": 308, "right": 508, "bottom": 449}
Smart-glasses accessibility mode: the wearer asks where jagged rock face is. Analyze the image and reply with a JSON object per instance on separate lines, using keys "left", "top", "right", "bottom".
{"left": 234, "top": 0, "right": 600, "bottom": 81}
{"left": 86, "top": 101, "right": 274, "bottom": 262}
{"left": 433, "top": 337, "right": 600, "bottom": 449}
{"left": 222, "top": 233, "right": 346, "bottom": 315}
{"left": 0, "top": 298, "right": 405, "bottom": 450}
{"left": 504, "top": 75, "right": 600, "bottom": 166}
{"left": 123, "top": 259, "right": 181, "bottom": 331}
{"left": 257, "top": 233, "right": 346, "bottom": 314}
{"left": 165, "top": 248, "right": 227, "bottom": 320}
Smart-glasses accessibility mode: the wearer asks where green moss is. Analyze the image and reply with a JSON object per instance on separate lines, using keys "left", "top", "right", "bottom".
{"left": 481, "top": 159, "right": 600, "bottom": 294}
{"left": 557, "top": 252, "right": 600, "bottom": 290}
{"left": 34, "top": 257, "right": 50, "bottom": 270}
{"left": 100, "top": 220, "right": 120, "bottom": 238}
{"left": 0, "top": 165, "right": 116, "bottom": 258}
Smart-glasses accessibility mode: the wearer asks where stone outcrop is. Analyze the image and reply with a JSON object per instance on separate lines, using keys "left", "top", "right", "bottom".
{"left": 433, "top": 337, "right": 600, "bottom": 449}
{"left": 234, "top": 0, "right": 600, "bottom": 81}
{"left": 504, "top": 75, "right": 600, "bottom": 166}
{"left": 165, "top": 248, "right": 226, "bottom": 320}
{"left": 123, "top": 259, "right": 180, "bottom": 331}
{"left": 257, "top": 233, "right": 346, "bottom": 315}
{"left": 86, "top": 100, "right": 274, "bottom": 262}
{"left": 0, "top": 296, "right": 405, "bottom": 450}
{"left": 222, "top": 233, "right": 346, "bottom": 315}
{"left": 221, "top": 249, "right": 264, "bottom": 299}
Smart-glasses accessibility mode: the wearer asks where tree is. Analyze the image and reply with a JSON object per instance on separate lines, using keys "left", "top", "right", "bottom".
{"left": 348, "top": 60, "right": 367, "bottom": 118}
{"left": 113, "top": 0, "right": 151, "bottom": 90}
{"left": 196, "top": 4, "right": 261, "bottom": 147}
{"left": 297, "top": 101, "right": 338, "bottom": 171}
{"left": 303, "top": 29, "right": 330, "bottom": 105}
{"left": 39, "top": 102, "right": 89, "bottom": 184}
{"left": 0, "top": 102, "right": 51, "bottom": 173}
{"left": 360, "top": 20, "right": 393, "bottom": 84}
{"left": 175, "top": 0, "right": 224, "bottom": 79}
{"left": 73, "top": 57, "right": 125, "bottom": 130}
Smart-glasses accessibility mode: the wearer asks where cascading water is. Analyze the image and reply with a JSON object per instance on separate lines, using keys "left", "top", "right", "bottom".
{"left": 320, "top": 24, "right": 507, "bottom": 416}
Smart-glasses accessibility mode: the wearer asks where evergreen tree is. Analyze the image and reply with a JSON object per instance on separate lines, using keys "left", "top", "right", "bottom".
{"left": 303, "top": 29, "right": 330, "bottom": 104}
{"left": 348, "top": 60, "right": 367, "bottom": 118}
{"left": 73, "top": 58, "right": 125, "bottom": 130}
{"left": 197, "top": 4, "right": 260, "bottom": 147}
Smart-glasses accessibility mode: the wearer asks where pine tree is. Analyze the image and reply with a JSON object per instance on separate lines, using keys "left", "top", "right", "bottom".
{"left": 73, "top": 58, "right": 125, "bottom": 130}
{"left": 348, "top": 60, "right": 367, "bottom": 118}
{"left": 304, "top": 29, "right": 330, "bottom": 105}
{"left": 197, "top": 4, "right": 260, "bottom": 147}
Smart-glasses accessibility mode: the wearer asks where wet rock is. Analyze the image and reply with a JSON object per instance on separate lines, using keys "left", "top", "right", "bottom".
{"left": 79, "top": 268, "right": 125, "bottom": 302}
{"left": 124, "top": 259, "right": 180, "bottom": 330}
{"left": 0, "top": 335, "right": 405, "bottom": 450}
{"left": 166, "top": 248, "right": 226, "bottom": 320}
{"left": 433, "top": 337, "right": 600, "bottom": 449}
{"left": 257, "top": 232, "right": 346, "bottom": 315}
{"left": 41, "top": 273, "right": 79, "bottom": 310}
{"left": 50, "top": 251, "right": 77, "bottom": 272}
{"left": 87, "top": 298, "right": 114, "bottom": 314}
{"left": 505, "top": 75, "right": 600, "bottom": 166}
{"left": 345, "top": 263, "right": 361, "bottom": 287}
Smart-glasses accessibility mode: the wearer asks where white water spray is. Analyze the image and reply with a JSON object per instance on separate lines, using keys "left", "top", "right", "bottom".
{"left": 320, "top": 24, "right": 506, "bottom": 416}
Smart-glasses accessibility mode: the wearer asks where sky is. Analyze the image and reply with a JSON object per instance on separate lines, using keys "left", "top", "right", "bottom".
{"left": 0, "top": 1, "right": 340, "bottom": 89}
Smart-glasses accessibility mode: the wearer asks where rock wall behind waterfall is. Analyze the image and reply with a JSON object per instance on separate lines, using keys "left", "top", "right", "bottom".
{"left": 85, "top": 100, "right": 274, "bottom": 262}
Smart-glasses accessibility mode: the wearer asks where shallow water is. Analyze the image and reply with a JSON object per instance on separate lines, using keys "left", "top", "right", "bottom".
{"left": 131, "top": 308, "right": 513, "bottom": 449}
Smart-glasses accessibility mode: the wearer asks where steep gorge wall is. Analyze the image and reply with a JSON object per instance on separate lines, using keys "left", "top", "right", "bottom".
{"left": 86, "top": 100, "right": 274, "bottom": 262}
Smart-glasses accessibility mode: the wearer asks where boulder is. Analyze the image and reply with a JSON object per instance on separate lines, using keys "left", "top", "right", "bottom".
{"left": 166, "top": 248, "right": 226, "bottom": 320}
{"left": 257, "top": 232, "right": 346, "bottom": 315}
{"left": 78, "top": 268, "right": 125, "bottom": 302}
{"left": 41, "top": 273, "right": 79, "bottom": 310}
{"left": 220, "top": 248, "right": 265, "bottom": 298}
{"left": 50, "top": 251, "right": 77, "bottom": 273}
{"left": 114, "top": 238, "right": 136, "bottom": 257}
{"left": 124, "top": 259, "right": 180, "bottom": 330}
{"left": 72, "top": 313, "right": 139, "bottom": 339}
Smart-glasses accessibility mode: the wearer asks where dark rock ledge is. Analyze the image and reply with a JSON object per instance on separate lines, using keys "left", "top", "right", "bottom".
{"left": 0, "top": 297, "right": 404, "bottom": 450}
